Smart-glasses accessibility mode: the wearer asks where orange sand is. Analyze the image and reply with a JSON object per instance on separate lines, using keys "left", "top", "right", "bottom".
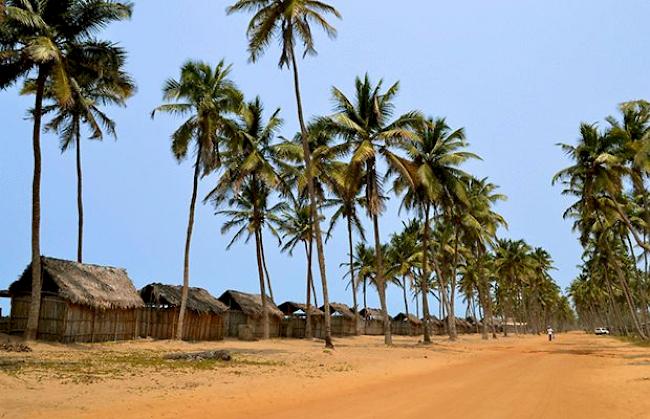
{"left": 1, "top": 332, "right": 648, "bottom": 418}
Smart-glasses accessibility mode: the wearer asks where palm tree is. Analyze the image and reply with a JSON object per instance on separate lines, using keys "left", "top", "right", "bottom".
{"left": 345, "top": 242, "right": 377, "bottom": 315}
{"left": 461, "top": 177, "right": 507, "bottom": 339}
{"left": 39, "top": 44, "right": 135, "bottom": 263}
{"left": 152, "top": 60, "right": 242, "bottom": 340}
{"left": 217, "top": 182, "right": 285, "bottom": 338}
{"left": 322, "top": 74, "right": 422, "bottom": 344}
{"left": 493, "top": 238, "right": 534, "bottom": 335}
{"left": 278, "top": 196, "right": 318, "bottom": 337}
{"left": 207, "top": 97, "right": 283, "bottom": 339}
{"left": 387, "top": 223, "right": 420, "bottom": 318}
{"left": 0, "top": 0, "right": 132, "bottom": 339}
{"left": 227, "top": 0, "right": 341, "bottom": 349}
{"left": 555, "top": 122, "right": 649, "bottom": 339}
{"left": 392, "top": 117, "right": 477, "bottom": 341}
{"left": 325, "top": 165, "right": 366, "bottom": 334}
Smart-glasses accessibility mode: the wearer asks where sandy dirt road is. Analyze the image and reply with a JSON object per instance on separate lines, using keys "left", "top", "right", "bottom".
{"left": 1, "top": 332, "right": 648, "bottom": 418}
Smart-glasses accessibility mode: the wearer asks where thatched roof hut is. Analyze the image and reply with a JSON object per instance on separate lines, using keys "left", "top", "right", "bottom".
{"left": 140, "top": 283, "right": 227, "bottom": 314}
{"left": 218, "top": 290, "right": 282, "bottom": 318}
{"left": 393, "top": 312, "right": 422, "bottom": 325}
{"left": 359, "top": 307, "right": 391, "bottom": 335}
{"left": 320, "top": 302, "right": 357, "bottom": 336}
{"left": 218, "top": 290, "right": 282, "bottom": 339}
{"left": 321, "top": 302, "right": 355, "bottom": 319}
{"left": 139, "top": 283, "right": 227, "bottom": 341}
{"left": 10, "top": 257, "right": 143, "bottom": 310}
{"left": 278, "top": 301, "right": 324, "bottom": 317}
{"left": 359, "top": 307, "right": 392, "bottom": 322}
{"left": 278, "top": 301, "right": 324, "bottom": 339}
{"left": 392, "top": 312, "right": 423, "bottom": 336}
{"left": 8, "top": 257, "right": 142, "bottom": 342}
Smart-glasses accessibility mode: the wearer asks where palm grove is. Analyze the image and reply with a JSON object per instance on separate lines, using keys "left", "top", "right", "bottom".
{"left": 557, "top": 100, "right": 650, "bottom": 340}
{"left": 2, "top": 0, "right": 573, "bottom": 346}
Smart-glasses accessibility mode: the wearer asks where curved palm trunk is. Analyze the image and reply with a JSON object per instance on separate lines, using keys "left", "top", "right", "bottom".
{"left": 347, "top": 217, "right": 360, "bottom": 335}
{"left": 255, "top": 229, "right": 270, "bottom": 339}
{"left": 304, "top": 240, "right": 313, "bottom": 339}
{"left": 421, "top": 205, "right": 432, "bottom": 343}
{"left": 25, "top": 67, "right": 47, "bottom": 341}
{"left": 176, "top": 145, "right": 202, "bottom": 340}
{"left": 259, "top": 235, "right": 274, "bottom": 302}
{"left": 372, "top": 214, "right": 392, "bottom": 345}
{"left": 290, "top": 52, "right": 333, "bottom": 348}
{"left": 612, "top": 260, "right": 647, "bottom": 339}
{"left": 604, "top": 268, "right": 627, "bottom": 334}
{"left": 76, "top": 128, "right": 84, "bottom": 263}
{"left": 613, "top": 202, "right": 650, "bottom": 252}
{"left": 624, "top": 233, "right": 650, "bottom": 337}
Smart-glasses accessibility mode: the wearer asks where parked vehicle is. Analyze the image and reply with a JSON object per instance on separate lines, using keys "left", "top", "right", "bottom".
{"left": 594, "top": 327, "right": 610, "bottom": 335}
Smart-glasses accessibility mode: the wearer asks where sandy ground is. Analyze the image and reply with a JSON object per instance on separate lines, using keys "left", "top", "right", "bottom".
{"left": 0, "top": 332, "right": 649, "bottom": 419}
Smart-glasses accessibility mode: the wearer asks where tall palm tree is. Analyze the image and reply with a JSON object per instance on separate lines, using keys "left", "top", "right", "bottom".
{"left": 217, "top": 182, "right": 285, "bottom": 337}
{"left": 39, "top": 44, "right": 135, "bottom": 263}
{"left": 461, "top": 177, "right": 507, "bottom": 339}
{"left": 207, "top": 97, "right": 283, "bottom": 339}
{"left": 322, "top": 74, "right": 422, "bottom": 344}
{"left": 227, "top": 0, "right": 341, "bottom": 349}
{"left": 324, "top": 166, "right": 366, "bottom": 334}
{"left": 0, "top": 0, "right": 132, "bottom": 339}
{"left": 392, "top": 117, "right": 477, "bottom": 341}
{"left": 152, "top": 60, "right": 242, "bottom": 340}
{"left": 555, "top": 122, "right": 649, "bottom": 339}
{"left": 493, "top": 238, "right": 534, "bottom": 335}
{"left": 387, "top": 223, "right": 420, "bottom": 318}
{"left": 278, "top": 196, "right": 318, "bottom": 337}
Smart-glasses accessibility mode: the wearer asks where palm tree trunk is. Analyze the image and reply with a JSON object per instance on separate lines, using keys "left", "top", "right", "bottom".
{"left": 259, "top": 235, "right": 274, "bottom": 302}
{"left": 446, "top": 224, "right": 460, "bottom": 340}
{"left": 255, "top": 228, "right": 270, "bottom": 339}
{"left": 372, "top": 213, "right": 392, "bottom": 345}
{"left": 304, "top": 240, "right": 313, "bottom": 339}
{"left": 176, "top": 143, "right": 202, "bottom": 340}
{"left": 421, "top": 204, "right": 432, "bottom": 343}
{"left": 402, "top": 276, "right": 410, "bottom": 317}
{"left": 290, "top": 51, "right": 333, "bottom": 348}
{"left": 613, "top": 202, "right": 650, "bottom": 252}
{"left": 363, "top": 277, "right": 367, "bottom": 313}
{"left": 75, "top": 127, "right": 84, "bottom": 263}
{"left": 612, "top": 260, "right": 647, "bottom": 339}
{"left": 347, "top": 217, "right": 360, "bottom": 335}
{"left": 604, "top": 268, "right": 627, "bottom": 335}
{"left": 25, "top": 67, "right": 47, "bottom": 341}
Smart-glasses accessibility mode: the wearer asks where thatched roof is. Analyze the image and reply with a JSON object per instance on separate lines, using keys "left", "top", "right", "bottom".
{"left": 466, "top": 316, "right": 482, "bottom": 326}
{"left": 423, "top": 315, "right": 443, "bottom": 326}
{"left": 218, "top": 290, "right": 282, "bottom": 319}
{"left": 9, "top": 257, "right": 142, "bottom": 310}
{"left": 140, "top": 283, "right": 227, "bottom": 315}
{"left": 393, "top": 312, "right": 422, "bottom": 325}
{"left": 442, "top": 316, "right": 472, "bottom": 329}
{"left": 0, "top": 290, "right": 9, "bottom": 298}
{"left": 321, "top": 302, "right": 354, "bottom": 319}
{"left": 359, "top": 307, "right": 392, "bottom": 321}
{"left": 278, "top": 301, "right": 324, "bottom": 316}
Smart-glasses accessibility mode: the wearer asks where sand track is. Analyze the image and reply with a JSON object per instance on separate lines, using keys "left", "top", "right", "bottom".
{"left": 1, "top": 333, "right": 648, "bottom": 418}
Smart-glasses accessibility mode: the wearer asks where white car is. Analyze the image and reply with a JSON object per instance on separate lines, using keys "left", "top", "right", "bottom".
{"left": 594, "top": 327, "right": 610, "bottom": 335}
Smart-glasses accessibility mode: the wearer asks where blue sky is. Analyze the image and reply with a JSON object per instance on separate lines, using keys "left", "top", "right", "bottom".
{"left": 2, "top": 1, "right": 650, "bottom": 317}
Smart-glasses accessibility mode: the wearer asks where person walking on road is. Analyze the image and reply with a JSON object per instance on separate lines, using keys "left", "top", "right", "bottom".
{"left": 547, "top": 326, "right": 554, "bottom": 341}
